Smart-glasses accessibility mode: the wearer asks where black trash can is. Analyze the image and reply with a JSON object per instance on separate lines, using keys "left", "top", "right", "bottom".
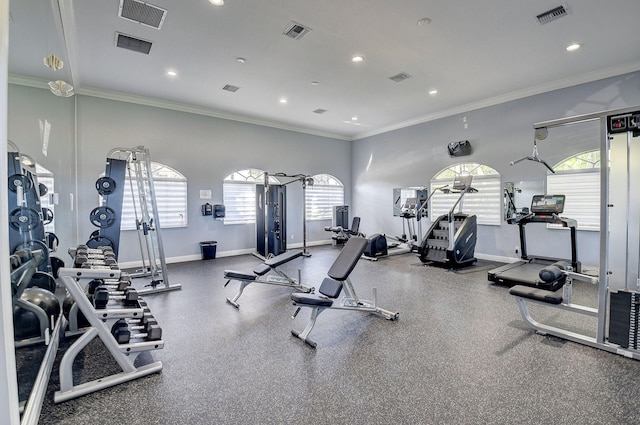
{"left": 200, "top": 241, "right": 217, "bottom": 260}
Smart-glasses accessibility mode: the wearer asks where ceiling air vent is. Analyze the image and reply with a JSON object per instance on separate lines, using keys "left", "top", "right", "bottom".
{"left": 116, "top": 33, "right": 153, "bottom": 54}
{"left": 282, "top": 21, "right": 312, "bottom": 40}
{"left": 119, "top": 0, "right": 167, "bottom": 29}
{"left": 536, "top": 4, "right": 568, "bottom": 24}
{"left": 389, "top": 72, "right": 412, "bottom": 83}
{"left": 313, "top": 109, "right": 327, "bottom": 114}
{"left": 222, "top": 84, "right": 240, "bottom": 92}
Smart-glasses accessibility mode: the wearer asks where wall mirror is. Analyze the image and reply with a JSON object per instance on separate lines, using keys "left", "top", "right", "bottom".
{"left": 504, "top": 180, "right": 544, "bottom": 221}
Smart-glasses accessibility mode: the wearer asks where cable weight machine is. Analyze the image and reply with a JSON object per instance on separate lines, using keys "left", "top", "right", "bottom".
{"left": 90, "top": 146, "right": 181, "bottom": 294}
{"left": 255, "top": 172, "right": 314, "bottom": 259}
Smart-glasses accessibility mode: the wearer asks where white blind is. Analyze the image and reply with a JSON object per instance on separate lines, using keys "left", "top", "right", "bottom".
{"left": 119, "top": 179, "right": 188, "bottom": 230}
{"left": 430, "top": 176, "right": 501, "bottom": 225}
{"left": 223, "top": 182, "right": 256, "bottom": 224}
{"left": 547, "top": 170, "right": 600, "bottom": 230}
{"left": 305, "top": 184, "right": 345, "bottom": 220}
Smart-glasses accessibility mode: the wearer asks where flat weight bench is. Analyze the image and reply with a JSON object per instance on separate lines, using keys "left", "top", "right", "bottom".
{"left": 291, "top": 237, "right": 399, "bottom": 348}
{"left": 223, "top": 250, "right": 313, "bottom": 308}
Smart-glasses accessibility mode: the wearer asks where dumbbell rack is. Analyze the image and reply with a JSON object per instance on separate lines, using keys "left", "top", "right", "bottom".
{"left": 55, "top": 266, "right": 163, "bottom": 403}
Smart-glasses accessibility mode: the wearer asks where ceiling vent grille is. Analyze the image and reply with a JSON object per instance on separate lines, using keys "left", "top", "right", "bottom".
{"left": 389, "top": 72, "right": 412, "bottom": 83}
{"left": 282, "top": 21, "right": 312, "bottom": 40}
{"left": 222, "top": 84, "right": 240, "bottom": 92}
{"left": 536, "top": 4, "right": 568, "bottom": 24}
{"left": 119, "top": 0, "right": 167, "bottom": 29}
{"left": 115, "top": 33, "right": 153, "bottom": 54}
{"left": 313, "top": 109, "right": 327, "bottom": 114}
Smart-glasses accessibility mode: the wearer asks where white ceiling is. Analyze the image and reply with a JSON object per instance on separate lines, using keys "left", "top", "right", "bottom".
{"left": 8, "top": 0, "right": 640, "bottom": 140}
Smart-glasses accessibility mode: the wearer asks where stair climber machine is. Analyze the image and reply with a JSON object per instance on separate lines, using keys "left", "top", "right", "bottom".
{"left": 488, "top": 194, "right": 580, "bottom": 290}
{"left": 418, "top": 175, "right": 478, "bottom": 268}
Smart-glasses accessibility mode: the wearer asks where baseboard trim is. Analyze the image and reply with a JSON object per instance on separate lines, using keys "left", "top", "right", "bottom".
{"left": 117, "top": 242, "right": 334, "bottom": 269}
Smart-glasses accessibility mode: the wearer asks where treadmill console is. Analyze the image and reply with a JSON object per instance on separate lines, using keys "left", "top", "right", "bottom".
{"left": 530, "top": 194, "right": 565, "bottom": 215}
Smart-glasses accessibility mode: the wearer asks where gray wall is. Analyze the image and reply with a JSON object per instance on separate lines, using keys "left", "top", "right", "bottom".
{"left": 351, "top": 71, "right": 640, "bottom": 267}
{"left": 74, "top": 95, "right": 351, "bottom": 262}
{"left": 8, "top": 71, "right": 640, "bottom": 267}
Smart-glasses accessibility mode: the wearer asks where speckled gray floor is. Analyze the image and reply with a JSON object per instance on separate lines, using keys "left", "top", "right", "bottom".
{"left": 28, "top": 246, "right": 640, "bottom": 424}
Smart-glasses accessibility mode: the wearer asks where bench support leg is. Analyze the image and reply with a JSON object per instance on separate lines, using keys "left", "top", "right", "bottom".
{"left": 226, "top": 280, "right": 251, "bottom": 308}
{"left": 291, "top": 307, "right": 324, "bottom": 348}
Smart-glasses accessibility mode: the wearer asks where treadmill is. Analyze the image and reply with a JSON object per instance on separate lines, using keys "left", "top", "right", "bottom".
{"left": 488, "top": 194, "right": 580, "bottom": 291}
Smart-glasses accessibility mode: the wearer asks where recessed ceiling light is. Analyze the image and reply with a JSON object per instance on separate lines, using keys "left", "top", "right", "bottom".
{"left": 351, "top": 116, "right": 358, "bottom": 121}
{"left": 311, "top": 81, "right": 319, "bottom": 86}
{"left": 236, "top": 57, "right": 246, "bottom": 63}
{"left": 209, "top": 0, "right": 224, "bottom": 5}
{"left": 566, "top": 43, "right": 581, "bottom": 52}
{"left": 352, "top": 55, "right": 364, "bottom": 63}
{"left": 167, "top": 70, "right": 177, "bottom": 77}
{"left": 279, "top": 98, "right": 288, "bottom": 104}
{"left": 428, "top": 89, "right": 438, "bottom": 95}
{"left": 417, "top": 17, "right": 431, "bottom": 27}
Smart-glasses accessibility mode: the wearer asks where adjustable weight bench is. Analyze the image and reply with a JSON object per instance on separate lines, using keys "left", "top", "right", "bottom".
{"left": 223, "top": 249, "right": 313, "bottom": 308}
{"left": 291, "top": 237, "right": 399, "bottom": 348}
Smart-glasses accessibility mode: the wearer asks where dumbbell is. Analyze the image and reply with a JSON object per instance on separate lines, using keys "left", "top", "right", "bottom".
{"left": 93, "top": 286, "right": 139, "bottom": 309}
{"left": 9, "top": 254, "right": 22, "bottom": 271}
{"left": 111, "top": 318, "right": 162, "bottom": 344}
{"left": 75, "top": 253, "right": 117, "bottom": 266}
{"left": 86, "top": 278, "right": 130, "bottom": 294}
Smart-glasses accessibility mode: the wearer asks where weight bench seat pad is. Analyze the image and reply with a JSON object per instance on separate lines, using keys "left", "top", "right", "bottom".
{"left": 327, "top": 237, "right": 368, "bottom": 281}
{"left": 509, "top": 285, "right": 563, "bottom": 304}
{"left": 264, "top": 250, "right": 303, "bottom": 268}
{"left": 224, "top": 270, "right": 257, "bottom": 281}
{"left": 291, "top": 278, "right": 342, "bottom": 306}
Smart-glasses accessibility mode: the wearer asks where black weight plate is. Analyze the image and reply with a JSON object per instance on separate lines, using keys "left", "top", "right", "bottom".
{"left": 42, "top": 208, "right": 54, "bottom": 225}
{"left": 96, "top": 176, "right": 116, "bottom": 195}
{"left": 14, "top": 239, "right": 49, "bottom": 267}
{"left": 8, "top": 174, "right": 32, "bottom": 192}
{"left": 86, "top": 235, "right": 115, "bottom": 249}
{"left": 38, "top": 183, "right": 48, "bottom": 197}
{"left": 89, "top": 206, "right": 116, "bottom": 228}
{"left": 9, "top": 207, "right": 42, "bottom": 232}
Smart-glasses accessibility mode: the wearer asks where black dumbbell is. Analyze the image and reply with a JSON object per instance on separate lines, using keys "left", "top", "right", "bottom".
{"left": 111, "top": 318, "right": 162, "bottom": 344}
{"left": 9, "top": 254, "right": 22, "bottom": 271}
{"left": 87, "top": 279, "right": 130, "bottom": 294}
{"left": 93, "top": 286, "right": 139, "bottom": 309}
{"left": 75, "top": 254, "right": 117, "bottom": 266}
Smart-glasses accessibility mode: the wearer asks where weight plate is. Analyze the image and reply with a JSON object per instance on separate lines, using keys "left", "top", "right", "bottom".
{"left": 86, "top": 234, "right": 115, "bottom": 249}
{"left": 42, "top": 208, "right": 54, "bottom": 225}
{"left": 14, "top": 239, "right": 49, "bottom": 267}
{"left": 96, "top": 177, "right": 116, "bottom": 196}
{"left": 8, "top": 174, "right": 32, "bottom": 192}
{"left": 9, "top": 207, "right": 42, "bottom": 232}
{"left": 89, "top": 206, "right": 116, "bottom": 228}
{"left": 38, "top": 183, "right": 48, "bottom": 197}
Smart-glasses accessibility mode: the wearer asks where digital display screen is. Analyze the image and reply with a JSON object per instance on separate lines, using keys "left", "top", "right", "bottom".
{"left": 530, "top": 194, "right": 565, "bottom": 214}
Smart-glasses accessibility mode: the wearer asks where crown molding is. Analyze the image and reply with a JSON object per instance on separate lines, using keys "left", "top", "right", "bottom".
{"left": 352, "top": 62, "right": 640, "bottom": 141}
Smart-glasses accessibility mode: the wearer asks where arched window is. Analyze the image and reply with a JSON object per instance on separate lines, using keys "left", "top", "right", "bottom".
{"left": 547, "top": 150, "right": 600, "bottom": 230}
{"left": 305, "top": 174, "right": 345, "bottom": 220}
{"left": 223, "top": 169, "right": 281, "bottom": 224}
{"left": 430, "top": 163, "right": 501, "bottom": 225}
{"left": 100, "top": 162, "right": 188, "bottom": 230}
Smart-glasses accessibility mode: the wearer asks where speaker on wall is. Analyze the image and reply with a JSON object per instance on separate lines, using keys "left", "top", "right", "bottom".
{"left": 448, "top": 140, "right": 472, "bottom": 157}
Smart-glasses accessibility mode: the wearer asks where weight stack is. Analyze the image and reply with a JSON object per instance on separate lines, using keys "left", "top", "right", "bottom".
{"left": 609, "top": 290, "right": 640, "bottom": 350}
